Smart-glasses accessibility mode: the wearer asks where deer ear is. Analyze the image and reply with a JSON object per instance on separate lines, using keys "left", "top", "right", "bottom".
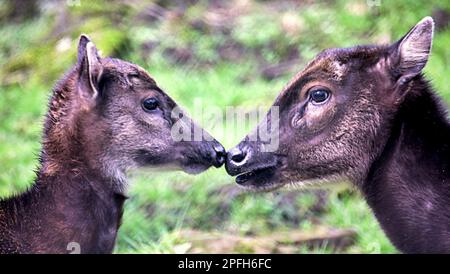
{"left": 77, "top": 34, "right": 103, "bottom": 102}
{"left": 389, "top": 17, "right": 434, "bottom": 89}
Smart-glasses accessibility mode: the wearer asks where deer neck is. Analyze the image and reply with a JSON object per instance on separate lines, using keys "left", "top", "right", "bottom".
{"left": 1, "top": 155, "right": 127, "bottom": 253}
{"left": 41, "top": 115, "right": 128, "bottom": 190}
{"left": 1, "top": 75, "right": 128, "bottom": 253}
{"left": 36, "top": 116, "right": 127, "bottom": 253}
{"left": 362, "top": 78, "right": 450, "bottom": 253}
{"left": 38, "top": 169, "right": 127, "bottom": 253}
{"left": 41, "top": 68, "right": 128, "bottom": 191}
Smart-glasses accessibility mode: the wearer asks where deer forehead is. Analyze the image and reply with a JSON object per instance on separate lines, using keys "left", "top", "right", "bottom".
{"left": 281, "top": 54, "right": 348, "bottom": 96}
{"left": 102, "top": 58, "right": 157, "bottom": 85}
{"left": 281, "top": 46, "right": 389, "bottom": 97}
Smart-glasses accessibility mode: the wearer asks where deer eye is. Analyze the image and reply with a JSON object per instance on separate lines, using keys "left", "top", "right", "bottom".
{"left": 142, "top": 97, "right": 159, "bottom": 112}
{"left": 309, "top": 88, "right": 330, "bottom": 104}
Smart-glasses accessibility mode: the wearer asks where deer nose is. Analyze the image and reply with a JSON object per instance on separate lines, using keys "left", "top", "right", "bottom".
{"left": 225, "top": 147, "right": 249, "bottom": 176}
{"left": 230, "top": 150, "right": 246, "bottom": 163}
{"left": 212, "top": 143, "right": 226, "bottom": 168}
{"left": 228, "top": 147, "right": 248, "bottom": 164}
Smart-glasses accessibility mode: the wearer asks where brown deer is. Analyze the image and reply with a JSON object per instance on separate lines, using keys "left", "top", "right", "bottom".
{"left": 0, "top": 35, "right": 225, "bottom": 254}
{"left": 225, "top": 17, "right": 450, "bottom": 253}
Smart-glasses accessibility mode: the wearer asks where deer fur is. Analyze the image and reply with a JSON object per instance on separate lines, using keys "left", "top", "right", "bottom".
{"left": 225, "top": 17, "right": 450, "bottom": 253}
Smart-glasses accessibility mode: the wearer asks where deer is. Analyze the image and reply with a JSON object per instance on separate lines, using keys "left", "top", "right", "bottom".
{"left": 0, "top": 35, "right": 226, "bottom": 254}
{"left": 225, "top": 17, "right": 450, "bottom": 253}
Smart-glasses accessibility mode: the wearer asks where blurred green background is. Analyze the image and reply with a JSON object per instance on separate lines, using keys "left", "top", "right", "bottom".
{"left": 0, "top": 0, "right": 449, "bottom": 253}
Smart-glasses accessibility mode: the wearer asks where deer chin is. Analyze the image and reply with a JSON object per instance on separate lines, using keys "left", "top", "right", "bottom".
{"left": 234, "top": 165, "right": 285, "bottom": 192}
{"left": 135, "top": 162, "right": 211, "bottom": 175}
{"left": 234, "top": 167, "right": 349, "bottom": 192}
{"left": 181, "top": 162, "right": 211, "bottom": 175}
{"left": 133, "top": 149, "right": 216, "bottom": 175}
{"left": 279, "top": 173, "right": 350, "bottom": 191}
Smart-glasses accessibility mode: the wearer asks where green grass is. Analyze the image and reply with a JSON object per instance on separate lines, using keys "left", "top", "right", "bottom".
{"left": 1, "top": 0, "right": 449, "bottom": 253}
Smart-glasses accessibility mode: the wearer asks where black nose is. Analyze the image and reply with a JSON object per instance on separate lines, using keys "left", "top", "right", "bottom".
{"left": 225, "top": 147, "right": 248, "bottom": 176}
{"left": 228, "top": 148, "right": 247, "bottom": 164}
{"left": 212, "top": 143, "right": 226, "bottom": 168}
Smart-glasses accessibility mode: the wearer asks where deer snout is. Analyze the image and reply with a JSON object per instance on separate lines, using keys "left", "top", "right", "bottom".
{"left": 225, "top": 146, "right": 250, "bottom": 176}
{"left": 211, "top": 141, "right": 226, "bottom": 168}
{"left": 181, "top": 140, "right": 225, "bottom": 174}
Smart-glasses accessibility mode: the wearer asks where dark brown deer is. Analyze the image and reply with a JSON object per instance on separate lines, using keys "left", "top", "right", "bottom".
{"left": 0, "top": 35, "right": 225, "bottom": 254}
{"left": 225, "top": 17, "right": 450, "bottom": 253}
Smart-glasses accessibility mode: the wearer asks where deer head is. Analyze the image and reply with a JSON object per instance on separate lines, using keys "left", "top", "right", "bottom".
{"left": 225, "top": 17, "right": 434, "bottom": 191}
{"left": 43, "top": 35, "right": 225, "bottom": 191}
